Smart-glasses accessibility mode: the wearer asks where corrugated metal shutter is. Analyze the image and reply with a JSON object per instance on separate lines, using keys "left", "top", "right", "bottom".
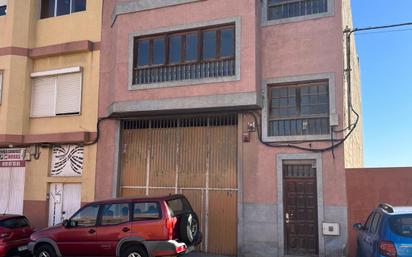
{"left": 31, "top": 77, "right": 55, "bottom": 117}
{"left": 56, "top": 73, "right": 82, "bottom": 115}
{"left": 0, "top": 167, "right": 25, "bottom": 215}
{"left": 120, "top": 115, "right": 238, "bottom": 256}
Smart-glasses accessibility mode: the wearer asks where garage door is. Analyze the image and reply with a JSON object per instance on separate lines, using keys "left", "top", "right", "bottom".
{"left": 119, "top": 115, "right": 238, "bottom": 256}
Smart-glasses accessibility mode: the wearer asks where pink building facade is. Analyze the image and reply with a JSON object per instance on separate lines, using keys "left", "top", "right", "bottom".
{"left": 96, "top": 0, "right": 363, "bottom": 256}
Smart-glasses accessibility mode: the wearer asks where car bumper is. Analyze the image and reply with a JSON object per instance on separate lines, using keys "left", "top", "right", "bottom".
{"left": 0, "top": 245, "right": 7, "bottom": 257}
{"left": 28, "top": 242, "right": 35, "bottom": 253}
{"left": 146, "top": 240, "right": 188, "bottom": 257}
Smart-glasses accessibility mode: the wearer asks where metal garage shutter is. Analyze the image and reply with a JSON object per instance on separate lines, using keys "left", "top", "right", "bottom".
{"left": 0, "top": 167, "right": 25, "bottom": 214}
{"left": 119, "top": 115, "right": 238, "bottom": 256}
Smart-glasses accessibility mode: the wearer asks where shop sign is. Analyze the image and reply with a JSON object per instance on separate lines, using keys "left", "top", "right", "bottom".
{"left": 0, "top": 148, "right": 26, "bottom": 168}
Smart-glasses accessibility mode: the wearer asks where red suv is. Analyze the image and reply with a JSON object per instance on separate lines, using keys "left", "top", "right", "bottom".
{"left": 28, "top": 195, "right": 201, "bottom": 257}
{"left": 0, "top": 215, "right": 34, "bottom": 257}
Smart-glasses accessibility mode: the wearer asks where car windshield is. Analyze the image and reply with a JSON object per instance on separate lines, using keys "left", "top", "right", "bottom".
{"left": 390, "top": 214, "right": 412, "bottom": 238}
{"left": 166, "top": 197, "right": 193, "bottom": 216}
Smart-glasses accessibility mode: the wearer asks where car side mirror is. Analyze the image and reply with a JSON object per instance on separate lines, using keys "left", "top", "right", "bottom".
{"left": 62, "top": 219, "right": 69, "bottom": 228}
{"left": 353, "top": 223, "right": 364, "bottom": 230}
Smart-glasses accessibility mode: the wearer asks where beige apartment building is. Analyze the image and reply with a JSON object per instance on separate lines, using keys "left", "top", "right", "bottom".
{"left": 0, "top": 0, "right": 101, "bottom": 228}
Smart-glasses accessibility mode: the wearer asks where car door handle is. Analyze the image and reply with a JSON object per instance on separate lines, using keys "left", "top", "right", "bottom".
{"left": 88, "top": 229, "right": 96, "bottom": 234}
{"left": 122, "top": 227, "right": 130, "bottom": 232}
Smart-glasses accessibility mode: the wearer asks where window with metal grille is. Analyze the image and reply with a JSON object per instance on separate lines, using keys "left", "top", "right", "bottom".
{"left": 41, "top": 0, "right": 86, "bottom": 19}
{"left": 133, "top": 24, "right": 236, "bottom": 85}
{"left": 0, "top": 2, "right": 6, "bottom": 16}
{"left": 268, "top": 0, "right": 328, "bottom": 21}
{"left": 268, "top": 81, "right": 330, "bottom": 137}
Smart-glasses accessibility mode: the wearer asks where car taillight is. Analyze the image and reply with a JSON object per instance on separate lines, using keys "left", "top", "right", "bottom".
{"left": 379, "top": 240, "right": 397, "bottom": 257}
{"left": 176, "top": 244, "right": 187, "bottom": 253}
{"left": 166, "top": 217, "right": 177, "bottom": 240}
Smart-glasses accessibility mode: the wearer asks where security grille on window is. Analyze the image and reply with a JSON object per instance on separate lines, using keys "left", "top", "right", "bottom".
{"left": 51, "top": 145, "right": 84, "bottom": 176}
{"left": 133, "top": 24, "right": 235, "bottom": 85}
{"left": 30, "top": 70, "right": 82, "bottom": 117}
{"left": 41, "top": 0, "right": 86, "bottom": 19}
{"left": 268, "top": 0, "right": 328, "bottom": 20}
{"left": 0, "top": 0, "right": 7, "bottom": 16}
{"left": 268, "top": 81, "right": 330, "bottom": 137}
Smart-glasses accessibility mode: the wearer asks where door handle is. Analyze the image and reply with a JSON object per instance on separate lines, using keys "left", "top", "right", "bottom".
{"left": 285, "top": 213, "right": 290, "bottom": 224}
{"left": 122, "top": 227, "right": 130, "bottom": 232}
{"left": 88, "top": 229, "right": 96, "bottom": 234}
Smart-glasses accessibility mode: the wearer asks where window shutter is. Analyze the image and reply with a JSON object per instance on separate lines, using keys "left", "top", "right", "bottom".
{"left": 31, "top": 77, "right": 56, "bottom": 117}
{"left": 55, "top": 72, "right": 82, "bottom": 115}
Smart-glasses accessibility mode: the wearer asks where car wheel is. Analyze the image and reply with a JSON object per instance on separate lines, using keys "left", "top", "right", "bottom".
{"left": 35, "top": 244, "right": 57, "bottom": 257}
{"left": 121, "top": 245, "right": 148, "bottom": 257}
{"left": 179, "top": 212, "right": 200, "bottom": 245}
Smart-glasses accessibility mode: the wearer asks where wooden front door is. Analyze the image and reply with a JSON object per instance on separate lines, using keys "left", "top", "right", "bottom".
{"left": 283, "top": 162, "right": 318, "bottom": 255}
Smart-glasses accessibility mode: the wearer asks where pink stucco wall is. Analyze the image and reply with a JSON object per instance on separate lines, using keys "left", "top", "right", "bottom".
{"left": 98, "top": 0, "right": 260, "bottom": 118}
{"left": 96, "top": 0, "right": 348, "bottom": 210}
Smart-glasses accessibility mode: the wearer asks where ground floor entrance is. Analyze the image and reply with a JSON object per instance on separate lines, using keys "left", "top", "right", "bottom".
{"left": 119, "top": 115, "right": 238, "bottom": 256}
{"left": 283, "top": 160, "right": 319, "bottom": 256}
{"left": 0, "top": 148, "right": 26, "bottom": 215}
{"left": 48, "top": 183, "right": 81, "bottom": 226}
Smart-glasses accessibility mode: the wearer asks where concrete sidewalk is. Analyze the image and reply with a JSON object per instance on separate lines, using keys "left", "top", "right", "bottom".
{"left": 186, "top": 252, "right": 231, "bottom": 257}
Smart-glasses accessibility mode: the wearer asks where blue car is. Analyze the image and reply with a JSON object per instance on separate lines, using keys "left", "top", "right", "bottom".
{"left": 354, "top": 203, "right": 412, "bottom": 257}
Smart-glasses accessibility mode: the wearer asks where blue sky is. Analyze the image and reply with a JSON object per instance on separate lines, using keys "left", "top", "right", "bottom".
{"left": 350, "top": 0, "right": 412, "bottom": 167}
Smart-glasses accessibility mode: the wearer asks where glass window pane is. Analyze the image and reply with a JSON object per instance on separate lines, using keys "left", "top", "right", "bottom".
{"left": 72, "top": 0, "right": 86, "bottom": 13}
{"left": 133, "top": 202, "right": 161, "bottom": 220}
{"left": 153, "top": 38, "right": 165, "bottom": 65}
{"left": 280, "top": 88, "right": 288, "bottom": 97}
{"left": 56, "top": 0, "right": 71, "bottom": 16}
{"left": 203, "top": 31, "right": 217, "bottom": 60}
{"left": 0, "top": 5, "right": 7, "bottom": 16}
{"left": 390, "top": 214, "right": 412, "bottom": 238}
{"left": 169, "top": 35, "right": 182, "bottom": 64}
{"left": 220, "top": 28, "right": 234, "bottom": 57}
{"left": 271, "top": 88, "right": 280, "bottom": 97}
{"left": 41, "top": 0, "right": 56, "bottom": 18}
{"left": 71, "top": 205, "right": 99, "bottom": 227}
{"left": 137, "top": 40, "right": 149, "bottom": 66}
{"left": 101, "top": 203, "right": 130, "bottom": 226}
{"left": 185, "top": 33, "right": 198, "bottom": 61}
{"left": 166, "top": 198, "right": 193, "bottom": 216}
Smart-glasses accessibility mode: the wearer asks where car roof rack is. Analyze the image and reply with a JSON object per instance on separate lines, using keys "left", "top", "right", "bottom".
{"left": 378, "top": 203, "right": 394, "bottom": 213}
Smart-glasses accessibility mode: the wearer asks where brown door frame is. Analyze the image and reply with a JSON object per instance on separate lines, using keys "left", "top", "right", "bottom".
{"left": 282, "top": 161, "right": 319, "bottom": 255}
{"left": 276, "top": 154, "right": 324, "bottom": 257}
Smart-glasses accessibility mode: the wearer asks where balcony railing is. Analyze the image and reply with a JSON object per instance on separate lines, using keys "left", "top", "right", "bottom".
{"left": 268, "top": 0, "right": 328, "bottom": 20}
{"left": 268, "top": 117, "right": 330, "bottom": 137}
{"left": 133, "top": 59, "right": 236, "bottom": 85}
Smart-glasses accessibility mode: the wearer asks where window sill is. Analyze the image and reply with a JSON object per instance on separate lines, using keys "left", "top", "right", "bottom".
{"left": 129, "top": 75, "right": 240, "bottom": 90}
{"left": 262, "top": 134, "right": 331, "bottom": 143}
{"left": 30, "top": 113, "right": 81, "bottom": 119}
